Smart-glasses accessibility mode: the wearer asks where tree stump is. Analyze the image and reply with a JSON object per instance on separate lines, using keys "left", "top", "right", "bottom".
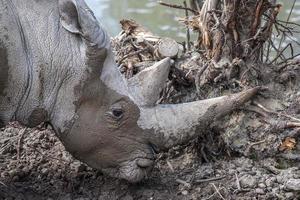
{"left": 156, "top": 38, "right": 179, "bottom": 59}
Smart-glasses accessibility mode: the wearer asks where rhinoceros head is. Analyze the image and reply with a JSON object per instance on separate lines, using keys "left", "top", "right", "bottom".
{"left": 57, "top": 0, "right": 160, "bottom": 182}
{"left": 56, "top": 0, "right": 259, "bottom": 182}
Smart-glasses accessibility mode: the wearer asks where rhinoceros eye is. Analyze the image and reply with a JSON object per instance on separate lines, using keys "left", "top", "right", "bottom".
{"left": 111, "top": 108, "right": 124, "bottom": 119}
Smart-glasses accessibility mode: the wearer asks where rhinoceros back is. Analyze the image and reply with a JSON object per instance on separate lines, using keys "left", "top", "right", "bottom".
{"left": 0, "top": 0, "right": 31, "bottom": 124}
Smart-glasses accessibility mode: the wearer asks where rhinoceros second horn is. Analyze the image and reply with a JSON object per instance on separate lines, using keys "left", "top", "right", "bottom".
{"left": 127, "top": 57, "right": 172, "bottom": 106}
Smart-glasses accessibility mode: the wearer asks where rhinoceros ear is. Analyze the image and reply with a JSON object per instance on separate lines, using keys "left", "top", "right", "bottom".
{"left": 58, "top": 0, "right": 109, "bottom": 49}
{"left": 58, "top": 0, "right": 81, "bottom": 34}
{"left": 127, "top": 58, "right": 172, "bottom": 106}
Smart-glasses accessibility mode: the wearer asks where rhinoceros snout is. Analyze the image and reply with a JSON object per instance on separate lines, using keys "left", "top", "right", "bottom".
{"left": 111, "top": 144, "right": 156, "bottom": 183}
{"left": 136, "top": 158, "right": 154, "bottom": 168}
{"left": 102, "top": 156, "right": 155, "bottom": 183}
{"left": 135, "top": 144, "right": 156, "bottom": 170}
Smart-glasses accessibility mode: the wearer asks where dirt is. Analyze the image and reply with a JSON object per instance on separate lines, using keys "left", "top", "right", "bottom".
{"left": 1, "top": 102, "right": 300, "bottom": 200}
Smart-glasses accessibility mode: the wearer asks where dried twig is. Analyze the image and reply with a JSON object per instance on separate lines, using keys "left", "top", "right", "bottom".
{"left": 245, "top": 139, "right": 267, "bottom": 156}
{"left": 166, "top": 160, "right": 175, "bottom": 173}
{"left": 0, "top": 181, "right": 7, "bottom": 187}
{"left": 235, "top": 173, "right": 241, "bottom": 190}
{"left": 203, "top": 192, "right": 217, "bottom": 200}
{"left": 118, "top": 48, "right": 149, "bottom": 64}
{"left": 211, "top": 183, "right": 226, "bottom": 200}
{"left": 183, "top": 1, "right": 191, "bottom": 51}
{"left": 200, "top": 145, "right": 210, "bottom": 163}
{"left": 158, "top": 1, "right": 199, "bottom": 14}
{"left": 194, "top": 176, "right": 226, "bottom": 184}
{"left": 268, "top": 43, "right": 292, "bottom": 64}
{"left": 250, "top": 0, "right": 264, "bottom": 37}
{"left": 276, "top": 20, "right": 300, "bottom": 27}
{"left": 277, "top": 53, "right": 300, "bottom": 65}
{"left": 17, "top": 128, "right": 27, "bottom": 162}
{"left": 253, "top": 101, "right": 300, "bottom": 122}
{"left": 176, "top": 178, "right": 191, "bottom": 188}
{"left": 285, "top": 122, "right": 300, "bottom": 128}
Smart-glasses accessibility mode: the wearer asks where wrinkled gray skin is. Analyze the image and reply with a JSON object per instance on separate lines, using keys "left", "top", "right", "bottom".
{"left": 0, "top": 0, "right": 259, "bottom": 182}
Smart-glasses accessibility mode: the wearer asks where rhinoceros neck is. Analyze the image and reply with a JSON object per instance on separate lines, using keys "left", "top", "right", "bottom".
{"left": 0, "top": 0, "right": 84, "bottom": 129}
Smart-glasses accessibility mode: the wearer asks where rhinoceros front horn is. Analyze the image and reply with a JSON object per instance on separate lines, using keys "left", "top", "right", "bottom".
{"left": 129, "top": 60, "right": 260, "bottom": 150}
{"left": 138, "top": 87, "right": 259, "bottom": 150}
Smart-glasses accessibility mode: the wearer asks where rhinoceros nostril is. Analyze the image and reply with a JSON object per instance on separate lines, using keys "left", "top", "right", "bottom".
{"left": 149, "top": 143, "right": 159, "bottom": 154}
{"left": 136, "top": 158, "right": 154, "bottom": 168}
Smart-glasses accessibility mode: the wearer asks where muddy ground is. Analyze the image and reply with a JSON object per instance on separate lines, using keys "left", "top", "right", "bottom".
{"left": 0, "top": 118, "right": 300, "bottom": 200}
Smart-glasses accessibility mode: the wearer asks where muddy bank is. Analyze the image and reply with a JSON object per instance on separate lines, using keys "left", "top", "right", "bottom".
{"left": 1, "top": 122, "right": 300, "bottom": 199}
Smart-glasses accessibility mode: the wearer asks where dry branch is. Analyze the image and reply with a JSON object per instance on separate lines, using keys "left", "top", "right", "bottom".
{"left": 158, "top": 1, "right": 199, "bottom": 14}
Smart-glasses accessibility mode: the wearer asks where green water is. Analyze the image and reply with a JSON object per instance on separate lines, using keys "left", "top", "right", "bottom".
{"left": 85, "top": 0, "right": 186, "bottom": 40}
{"left": 85, "top": 0, "right": 300, "bottom": 54}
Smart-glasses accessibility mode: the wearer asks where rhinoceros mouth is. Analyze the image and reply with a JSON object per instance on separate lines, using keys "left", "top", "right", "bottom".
{"left": 102, "top": 156, "right": 155, "bottom": 183}
{"left": 101, "top": 144, "right": 156, "bottom": 183}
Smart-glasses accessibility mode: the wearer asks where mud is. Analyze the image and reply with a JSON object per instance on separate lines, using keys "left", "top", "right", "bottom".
{"left": 1, "top": 116, "right": 300, "bottom": 199}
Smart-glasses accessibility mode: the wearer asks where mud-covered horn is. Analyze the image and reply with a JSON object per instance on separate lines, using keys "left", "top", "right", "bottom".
{"left": 138, "top": 87, "right": 260, "bottom": 150}
{"left": 128, "top": 58, "right": 172, "bottom": 106}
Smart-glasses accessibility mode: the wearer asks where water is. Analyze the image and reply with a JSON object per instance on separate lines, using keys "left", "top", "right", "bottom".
{"left": 85, "top": 0, "right": 191, "bottom": 41}
{"left": 85, "top": 0, "right": 300, "bottom": 55}
{"left": 275, "top": 1, "right": 300, "bottom": 57}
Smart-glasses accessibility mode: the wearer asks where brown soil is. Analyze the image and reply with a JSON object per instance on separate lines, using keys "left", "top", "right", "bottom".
{"left": 1, "top": 113, "right": 300, "bottom": 200}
